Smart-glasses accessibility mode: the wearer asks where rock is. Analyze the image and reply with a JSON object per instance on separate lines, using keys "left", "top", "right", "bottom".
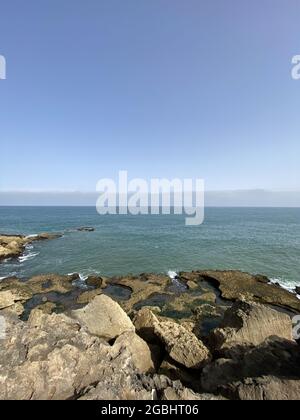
{"left": 114, "top": 331, "right": 156, "bottom": 374}
{"left": 162, "top": 387, "right": 226, "bottom": 400}
{"left": 72, "top": 295, "right": 135, "bottom": 340}
{"left": 223, "top": 376, "right": 300, "bottom": 400}
{"left": 199, "top": 270, "right": 300, "bottom": 313}
{"left": 200, "top": 292, "right": 217, "bottom": 303}
{"left": 154, "top": 320, "right": 211, "bottom": 369}
{"left": 209, "top": 300, "right": 293, "bottom": 356}
{"left": 0, "top": 233, "right": 62, "bottom": 262}
{"left": 31, "top": 233, "right": 62, "bottom": 241}
{"left": 76, "top": 288, "right": 103, "bottom": 304}
{"left": 0, "top": 309, "right": 153, "bottom": 400}
{"left": 187, "top": 281, "right": 198, "bottom": 290}
{"left": 134, "top": 308, "right": 160, "bottom": 344}
{"left": 201, "top": 337, "right": 300, "bottom": 397}
{"left": 0, "top": 290, "right": 27, "bottom": 315}
{"left": 112, "top": 273, "right": 171, "bottom": 312}
{"left": 86, "top": 276, "right": 106, "bottom": 288}
{"left": 77, "top": 227, "right": 95, "bottom": 232}
{"left": 34, "top": 302, "right": 57, "bottom": 314}
{"left": 159, "top": 357, "right": 202, "bottom": 390}
{"left": 295, "top": 287, "right": 300, "bottom": 295}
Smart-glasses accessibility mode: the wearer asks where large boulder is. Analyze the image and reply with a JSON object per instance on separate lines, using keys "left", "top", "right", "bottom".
{"left": 133, "top": 307, "right": 160, "bottom": 343}
{"left": 209, "top": 300, "right": 293, "bottom": 355}
{"left": 0, "top": 309, "right": 123, "bottom": 399}
{"left": 114, "top": 331, "right": 156, "bottom": 374}
{"left": 154, "top": 320, "right": 211, "bottom": 369}
{"left": 71, "top": 295, "right": 135, "bottom": 340}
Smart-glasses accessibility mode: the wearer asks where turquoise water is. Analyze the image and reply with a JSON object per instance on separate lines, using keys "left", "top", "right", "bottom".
{"left": 0, "top": 207, "right": 299, "bottom": 290}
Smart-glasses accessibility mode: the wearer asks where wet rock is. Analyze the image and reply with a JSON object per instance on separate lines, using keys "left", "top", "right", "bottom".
{"left": 199, "top": 270, "right": 300, "bottom": 313}
{"left": 72, "top": 295, "right": 135, "bottom": 340}
{"left": 0, "top": 233, "right": 62, "bottom": 262}
{"left": 208, "top": 301, "right": 293, "bottom": 356}
{"left": 77, "top": 227, "right": 95, "bottom": 232}
{"left": 76, "top": 288, "right": 103, "bottom": 305}
{"left": 113, "top": 273, "right": 171, "bottom": 312}
{"left": 86, "top": 276, "right": 107, "bottom": 288}
{"left": 154, "top": 320, "right": 211, "bottom": 369}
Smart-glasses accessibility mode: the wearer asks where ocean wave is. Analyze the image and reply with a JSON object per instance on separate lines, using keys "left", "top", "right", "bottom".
{"left": 269, "top": 278, "right": 300, "bottom": 300}
{"left": 167, "top": 270, "right": 178, "bottom": 280}
{"left": 18, "top": 251, "right": 40, "bottom": 263}
{"left": 68, "top": 269, "right": 102, "bottom": 289}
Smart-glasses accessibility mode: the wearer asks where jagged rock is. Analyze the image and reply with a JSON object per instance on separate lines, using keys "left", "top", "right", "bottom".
{"left": 0, "top": 233, "right": 62, "bottom": 262}
{"left": 0, "top": 309, "right": 111, "bottom": 399}
{"left": 162, "top": 387, "right": 226, "bottom": 400}
{"left": 222, "top": 376, "right": 300, "bottom": 400}
{"left": 154, "top": 320, "right": 211, "bottom": 369}
{"left": 134, "top": 307, "right": 160, "bottom": 344}
{"left": 201, "top": 337, "right": 300, "bottom": 398}
{"left": 114, "top": 331, "right": 156, "bottom": 374}
{"left": 72, "top": 295, "right": 135, "bottom": 340}
{"left": 199, "top": 270, "right": 300, "bottom": 313}
{"left": 159, "top": 357, "right": 202, "bottom": 390}
{"left": 208, "top": 301, "right": 293, "bottom": 355}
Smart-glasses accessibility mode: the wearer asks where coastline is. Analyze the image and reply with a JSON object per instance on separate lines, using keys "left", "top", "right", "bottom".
{"left": 0, "top": 265, "right": 300, "bottom": 400}
{"left": 1, "top": 233, "right": 300, "bottom": 400}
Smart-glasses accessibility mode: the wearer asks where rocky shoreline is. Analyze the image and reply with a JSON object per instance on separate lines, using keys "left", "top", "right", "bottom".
{"left": 0, "top": 264, "right": 300, "bottom": 400}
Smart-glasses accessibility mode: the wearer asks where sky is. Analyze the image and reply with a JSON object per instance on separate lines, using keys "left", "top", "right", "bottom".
{"left": 0, "top": 0, "right": 300, "bottom": 198}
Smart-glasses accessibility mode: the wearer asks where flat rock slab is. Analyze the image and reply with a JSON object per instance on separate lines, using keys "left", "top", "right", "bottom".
{"left": 72, "top": 294, "right": 135, "bottom": 340}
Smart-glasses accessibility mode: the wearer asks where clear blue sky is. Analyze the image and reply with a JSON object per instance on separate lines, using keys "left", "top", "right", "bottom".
{"left": 1, "top": 0, "right": 300, "bottom": 192}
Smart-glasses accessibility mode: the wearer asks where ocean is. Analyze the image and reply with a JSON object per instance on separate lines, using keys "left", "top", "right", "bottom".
{"left": 0, "top": 206, "right": 299, "bottom": 292}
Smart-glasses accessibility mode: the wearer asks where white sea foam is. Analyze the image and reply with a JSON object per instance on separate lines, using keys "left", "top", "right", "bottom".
{"left": 167, "top": 270, "right": 178, "bottom": 280}
{"left": 269, "top": 278, "right": 300, "bottom": 300}
{"left": 18, "top": 251, "right": 40, "bottom": 263}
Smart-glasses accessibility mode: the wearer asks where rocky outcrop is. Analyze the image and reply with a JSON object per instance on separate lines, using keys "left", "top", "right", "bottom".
{"left": 77, "top": 227, "right": 95, "bottom": 232}
{"left": 197, "top": 270, "right": 300, "bottom": 313}
{"left": 71, "top": 295, "right": 135, "bottom": 340}
{"left": 208, "top": 300, "right": 293, "bottom": 356}
{"left": 0, "top": 233, "right": 62, "bottom": 262}
{"left": 201, "top": 337, "right": 300, "bottom": 399}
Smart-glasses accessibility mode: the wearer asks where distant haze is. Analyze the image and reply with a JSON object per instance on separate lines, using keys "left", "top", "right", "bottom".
{"left": 0, "top": 190, "right": 299, "bottom": 207}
